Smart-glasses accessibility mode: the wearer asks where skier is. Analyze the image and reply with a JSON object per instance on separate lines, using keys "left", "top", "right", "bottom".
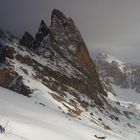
{"left": 0, "top": 125, "right": 2, "bottom": 133}
{"left": 0, "top": 125, "right": 5, "bottom": 133}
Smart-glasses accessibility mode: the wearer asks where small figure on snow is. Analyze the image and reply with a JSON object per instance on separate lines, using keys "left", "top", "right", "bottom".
{"left": 0, "top": 125, "right": 5, "bottom": 133}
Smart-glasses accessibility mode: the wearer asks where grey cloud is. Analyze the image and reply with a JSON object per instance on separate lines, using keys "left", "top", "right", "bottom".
{"left": 0, "top": 0, "right": 140, "bottom": 62}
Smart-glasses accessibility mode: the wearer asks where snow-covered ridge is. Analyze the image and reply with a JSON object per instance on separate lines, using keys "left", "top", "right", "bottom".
{"left": 97, "top": 53, "right": 124, "bottom": 64}
{"left": 96, "top": 53, "right": 125, "bottom": 71}
{"left": 95, "top": 52, "right": 140, "bottom": 93}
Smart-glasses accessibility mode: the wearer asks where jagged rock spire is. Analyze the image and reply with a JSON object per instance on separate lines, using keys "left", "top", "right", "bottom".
{"left": 50, "top": 9, "right": 96, "bottom": 71}
{"left": 35, "top": 20, "right": 49, "bottom": 46}
{"left": 49, "top": 9, "right": 106, "bottom": 96}
{"left": 51, "top": 9, "right": 66, "bottom": 23}
{"left": 51, "top": 9, "right": 70, "bottom": 29}
{"left": 19, "top": 32, "right": 38, "bottom": 49}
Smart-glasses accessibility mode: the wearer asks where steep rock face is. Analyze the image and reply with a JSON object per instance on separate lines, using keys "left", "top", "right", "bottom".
{"left": 50, "top": 9, "right": 106, "bottom": 96}
{"left": 35, "top": 20, "right": 49, "bottom": 46}
{"left": 0, "top": 9, "right": 108, "bottom": 110}
{"left": 51, "top": 9, "right": 94, "bottom": 69}
{"left": 0, "top": 45, "right": 5, "bottom": 64}
{"left": 19, "top": 32, "right": 38, "bottom": 49}
{"left": 95, "top": 53, "right": 140, "bottom": 93}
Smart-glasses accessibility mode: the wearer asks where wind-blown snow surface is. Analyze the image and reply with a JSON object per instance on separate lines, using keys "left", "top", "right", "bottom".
{"left": 0, "top": 86, "right": 140, "bottom": 140}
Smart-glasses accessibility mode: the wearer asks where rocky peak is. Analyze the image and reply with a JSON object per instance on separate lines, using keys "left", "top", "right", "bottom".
{"left": 50, "top": 9, "right": 94, "bottom": 68}
{"left": 19, "top": 31, "right": 38, "bottom": 49}
{"left": 51, "top": 9, "right": 67, "bottom": 25}
{"left": 35, "top": 20, "right": 49, "bottom": 46}
{"left": 50, "top": 9, "right": 106, "bottom": 96}
{"left": 50, "top": 9, "right": 93, "bottom": 68}
{"left": 0, "top": 9, "right": 108, "bottom": 110}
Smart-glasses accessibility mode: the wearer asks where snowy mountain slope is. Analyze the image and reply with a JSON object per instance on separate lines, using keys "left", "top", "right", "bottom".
{"left": 96, "top": 53, "right": 125, "bottom": 71}
{"left": 107, "top": 85, "right": 140, "bottom": 139}
{"left": 0, "top": 86, "right": 140, "bottom": 140}
{"left": 92, "top": 52, "right": 140, "bottom": 138}
{"left": 95, "top": 53, "right": 140, "bottom": 92}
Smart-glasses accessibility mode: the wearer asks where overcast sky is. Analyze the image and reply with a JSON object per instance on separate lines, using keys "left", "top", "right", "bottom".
{"left": 0, "top": 0, "right": 140, "bottom": 63}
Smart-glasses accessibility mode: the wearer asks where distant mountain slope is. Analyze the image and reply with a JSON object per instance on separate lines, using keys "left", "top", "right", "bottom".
{"left": 95, "top": 53, "right": 140, "bottom": 93}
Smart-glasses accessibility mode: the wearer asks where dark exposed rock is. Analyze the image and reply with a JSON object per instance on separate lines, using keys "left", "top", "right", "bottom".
{"left": 19, "top": 32, "right": 38, "bottom": 49}
{"left": 0, "top": 45, "right": 5, "bottom": 64}
{"left": 50, "top": 9, "right": 106, "bottom": 97}
{"left": 0, "top": 67, "right": 32, "bottom": 96}
{"left": 94, "top": 135, "right": 106, "bottom": 139}
{"left": 5, "top": 46, "right": 15, "bottom": 59}
{"left": 35, "top": 20, "right": 49, "bottom": 46}
{"left": 51, "top": 9, "right": 66, "bottom": 25}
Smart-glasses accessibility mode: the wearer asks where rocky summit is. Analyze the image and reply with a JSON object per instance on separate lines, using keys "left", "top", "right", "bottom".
{"left": 0, "top": 9, "right": 107, "bottom": 110}
{"left": 35, "top": 20, "right": 49, "bottom": 46}
{"left": 19, "top": 31, "right": 38, "bottom": 49}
